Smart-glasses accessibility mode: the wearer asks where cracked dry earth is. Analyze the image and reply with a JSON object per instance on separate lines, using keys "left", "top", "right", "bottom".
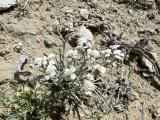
{"left": 0, "top": 0, "right": 160, "bottom": 120}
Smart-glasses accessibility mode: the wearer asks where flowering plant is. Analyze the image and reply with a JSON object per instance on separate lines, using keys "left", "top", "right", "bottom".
{"left": 0, "top": 27, "right": 131, "bottom": 120}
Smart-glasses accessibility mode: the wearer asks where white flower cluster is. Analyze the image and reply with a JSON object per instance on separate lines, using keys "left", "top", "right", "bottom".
{"left": 87, "top": 49, "right": 100, "bottom": 59}
{"left": 77, "top": 37, "right": 94, "bottom": 52}
{"left": 34, "top": 53, "right": 56, "bottom": 80}
{"left": 100, "top": 45, "right": 125, "bottom": 61}
{"left": 113, "top": 49, "right": 125, "bottom": 61}
{"left": 64, "top": 66, "right": 77, "bottom": 80}
{"left": 101, "top": 49, "right": 112, "bottom": 58}
{"left": 65, "top": 49, "right": 78, "bottom": 62}
{"left": 83, "top": 80, "right": 96, "bottom": 96}
{"left": 93, "top": 64, "right": 107, "bottom": 75}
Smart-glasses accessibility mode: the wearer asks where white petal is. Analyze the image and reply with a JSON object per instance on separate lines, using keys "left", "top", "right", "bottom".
{"left": 84, "top": 91, "right": 92, "bottom": 96}
{"left": 49, "top": 60, "right": 56, "bottom": 65}
{"left": 48, "top": 53, "right": 55, "bottom": 60}
{"left": 70, "top": 73, "right": 76, "bottom": 80}
{"left": 109, "top": 45, "right": 120, "bottom": 49}
{"left": 119, "top": 53, "right": 125, "bottom": 57}
{"left": 70, "top": 66, "right": 76, "bottom": 73}
{"left": 113, "top": 50, "right": 122, "bottom": 55}
{"left": 84, "top": 80, "right": 96, "bottom": 91}
{"left": 87, "top": 48, "right": 92, "bottom": 55}
{"left": 99, "top": 66, "right": 106, "bottom": 74}
{"left": 86, "top": 74, "right": 94, "bottom": 81}
{"left": 43, "top": 60, "right": 48, "bottom": 67}
{"left": 64, "top": 68, "right": 70, "bottom": 76}
{"left": 115, "top": 55, "right": 122, "bottom": 60}
{"left": 105, "top": 53, "right": 111, "bottom": 57}
{"left": 45, "top": 75, "right": 50, "bottom": 80}
{"left": 93, "top": 64, "right": 100, "bottom": 70}
{"left": 50, "top": 71, "right": 56, "bottom": 79}
{"left": 91, "top": 50, "right": 100, "bottom": 58}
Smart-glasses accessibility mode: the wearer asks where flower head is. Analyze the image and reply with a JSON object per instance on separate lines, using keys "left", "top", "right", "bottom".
{"left": 90, "top": 49, "right": 100, "bottom": 58}
{"left": 93, "top": 64, "right": 106, "bottom": 75}
{"left": 47, "top": 53, "right": 55, "bottom": 61}
{"left": 86, "top": 74, "right": 94, "bottom": 81}
{"left": 84, "top": 91, "right": 92, "bottom": 96}
{"left": 64, "top": 66, "right": 76, "bottom": 80}
{"left": 65, "top": 49, "right": 78, "bottom": 62}
{"left": 113, "top": 50, "right": 124, "bottom": 60}
{"left": 34, "top": 57, "right": 47, "bottom": 68}
{"left": 84, "top": 80, "right": 96, "bottom": 91}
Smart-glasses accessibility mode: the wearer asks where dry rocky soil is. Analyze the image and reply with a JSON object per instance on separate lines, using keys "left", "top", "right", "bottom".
{"left": 1, "top": 0, "right": 160, "bottom": 120}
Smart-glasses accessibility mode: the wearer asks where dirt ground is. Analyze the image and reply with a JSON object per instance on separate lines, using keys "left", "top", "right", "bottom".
{"left": 0, "top": 0, "right": 160, "bottom": 120}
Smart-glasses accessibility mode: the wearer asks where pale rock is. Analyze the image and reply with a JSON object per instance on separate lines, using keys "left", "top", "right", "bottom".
{"left": 141, "top": 57, "right": 155, "bottom": 73}
{"left": 78, "top": 26, "right": 93, "bottom": 42}
{"left": 79, "top": 8, "right": 89, "bottom": 20}
{"left": 0, "top": 0, "right": 16, "bottom": 11}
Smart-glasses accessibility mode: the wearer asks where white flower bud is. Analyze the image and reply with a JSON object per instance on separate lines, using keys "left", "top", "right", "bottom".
{"left": 84, "top": 91, "right": 92, "bottom": 96}
{"left": 34, "top": 57, "right": 44, "bottom": 68}
{"left": 46, "top": 64, "right": 56, "bottom": 74}
{"left": 101, "top": 49, "right": 112, "bottom": 54}
{"left": 50, "top": 71, "right": 56, "bottom": 79}
{"left": 64, "top": 68, "right": 70, "bottom": 76}
{"left": 93, "top": 64, "right": 100, "bottom": 70}
{"left": 90, "top": 49, "right": 100, "bottom": 58}
{"left": 86, "top": 74, "right": 94, "bottom": 81}
{"left": 115, "top": 55, "right": 122, "bottom": 60}
{"left": 93, "top": 64, "right": 106, "bottom": 75}
{"left": 84, "top": 80, "right": 96, "bottom": 91}
{"left": 70, "top": 73, "right": 76, "bottom": 80}
{"left": 105, "top": 53, "right": 111, "bottom": 57}
{"left": 113, "top": 50, "right": 122, "bottom": 55}
{"left": 70, "top": 66, "right": 76, "bottom": 73}
{"left": 45, "top": 75, "right": 50, "bottom": 80}
{"left": 87, "top": 48, "right": 92, "bottom": 55}
{"left": 48, "top": 53, "right": 55, "bottom": 60}
{"left": 49, "top": 60, "right": 56, "bottom": 65}
{"left": 109, "top": 45, "right": 120, "bottom": 49}
{"left": 65, "top": 49, "right": 78, "bottom": 60}
{"left": 64, "top": 66, "right": 76, "bottom": 80}
{"left": 99, "top": 66, "right": 106, "bottom": 75}
{"left": 119, "top": 53, "right": 125, "bottom": 57}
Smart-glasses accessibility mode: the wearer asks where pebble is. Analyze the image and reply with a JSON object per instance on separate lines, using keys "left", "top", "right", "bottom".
{"left": 146, "top": 13, "right": 155, "bottom": 20}
{"left": 79, "top": 8, "right": 89, "bottom": 20}
{"left": 78, "top": 25, "right": 93, "bottom": 42}
{"left": 43, "top": 35, "right": 55, "bottom": 48}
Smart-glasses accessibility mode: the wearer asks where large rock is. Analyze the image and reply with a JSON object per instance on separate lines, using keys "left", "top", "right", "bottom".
{"left": 0, "top": 0, "right": 16, "bottom": 11}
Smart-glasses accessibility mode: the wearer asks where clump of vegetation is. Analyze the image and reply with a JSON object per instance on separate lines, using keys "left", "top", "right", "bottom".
{"left": 0, "top": 26, "right": 135, "bottom": 120}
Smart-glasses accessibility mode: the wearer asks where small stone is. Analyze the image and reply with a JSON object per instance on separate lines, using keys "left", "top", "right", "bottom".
{"left": 141, "top": 57, "right": 155, "bottom": 73}
{"left": 147, "top": 13, "right": 155, "bottom": 20}
{"left": 13, "top": 42, "right": 23, "bottom": 53}
{"left": 155, "top": 27, "right": 160, "bottom": 33}
{"left": 0, "top": 0, "right": 16, "bottom": 11}
{"left": 112, "top": 62, "right": 117, "bottom": 68}
{"left": 43, "top": 35, "right": 54, "bottom": 48}
{"left": 128, "top": 9, "right": 134, "bottom": 15}
{"left": 63, "top": 7, "right": 73, "bottom": 14}
{"left": 113, "top": 104, "right": 124, "bottom": 112}
{"left": 79, "top": 8, "right": 89, "bottom": 20}
{"left": 78, "top": 25, "right": 93, "bottom": 42}
{"left": 16, "top": 55, "right": 28, "bottom": 72}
